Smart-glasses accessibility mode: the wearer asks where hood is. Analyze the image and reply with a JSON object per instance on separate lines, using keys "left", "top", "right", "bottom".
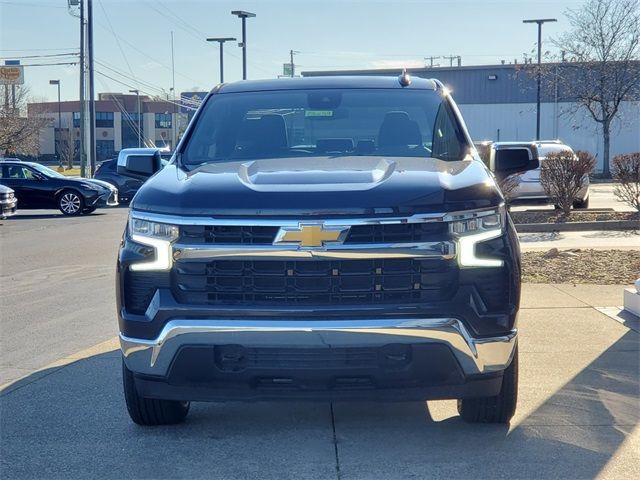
{"left": 67, "top": 177, "right": 117, "bottom": 190}
{"left": 131, "top": 156, "right": 502, "bottom": 217}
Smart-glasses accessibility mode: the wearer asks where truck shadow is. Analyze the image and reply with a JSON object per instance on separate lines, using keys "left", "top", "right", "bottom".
{"left": 0, "top": 330, "right": 637, "bottom": 479}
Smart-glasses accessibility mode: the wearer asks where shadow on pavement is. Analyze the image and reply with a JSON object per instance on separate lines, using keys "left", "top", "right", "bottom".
{"left": 0, "top": 331, "right": 638, "bottom": 479}
{"left": 8, "top": 212, "right": 109, "bottom": 220}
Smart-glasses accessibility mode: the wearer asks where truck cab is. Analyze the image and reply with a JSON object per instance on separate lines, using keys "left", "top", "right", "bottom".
{"left": 116, "top": 75, "right": 538, "bottom": 425}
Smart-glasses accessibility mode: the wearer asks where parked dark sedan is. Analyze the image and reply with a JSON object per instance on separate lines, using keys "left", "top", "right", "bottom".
{"left": 0, "top": 160, "right": 118, "bottom": 215}
{"left": 94, "top": 149, "right": 169, "bottom": 202}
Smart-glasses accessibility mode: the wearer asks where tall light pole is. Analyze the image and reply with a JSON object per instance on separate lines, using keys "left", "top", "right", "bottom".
{"left": 206, "top": 37, "right": 236, "bottom": 83}
{"left": 523, "top": 18, "right": 557, "bottom": 140}
{"left": 129, "top": 89, "right": 141, "bottom": 147}
{"left": 49, "top": 80, "right": 62, "bottom": 167}
{"left": 231, "top": 10, "right": 255, "bottom": 80}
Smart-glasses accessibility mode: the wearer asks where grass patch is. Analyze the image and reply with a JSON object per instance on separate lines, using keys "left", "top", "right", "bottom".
{"left": 58, "top": 168, "right": 81, "bottom": 176}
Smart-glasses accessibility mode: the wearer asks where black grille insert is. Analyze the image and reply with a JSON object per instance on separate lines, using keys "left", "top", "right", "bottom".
{"left": 173, "top": 258, "right": 457, "bottom": 306}
{"left": 180, "top": 225, "right": 279, "bottom": 244}
{"left": 345, "top": 222, "right": 448, "bottom": 243}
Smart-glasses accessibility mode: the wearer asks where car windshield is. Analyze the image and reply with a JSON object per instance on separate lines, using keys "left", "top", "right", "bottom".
{"left": 182, "top": 88, "right": 469, "bottom": 168}
{"left": 30, "top": 163, "right": 66, "bottom": 179}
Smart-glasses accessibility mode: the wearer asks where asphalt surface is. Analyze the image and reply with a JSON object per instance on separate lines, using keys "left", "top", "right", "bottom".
{"left": 1, "top": 204, "right": 638, "bottom": 479}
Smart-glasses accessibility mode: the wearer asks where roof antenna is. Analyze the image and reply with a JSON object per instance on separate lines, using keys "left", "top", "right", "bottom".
{"left": 398, "top": 69, "right": 411, "bottom": 87}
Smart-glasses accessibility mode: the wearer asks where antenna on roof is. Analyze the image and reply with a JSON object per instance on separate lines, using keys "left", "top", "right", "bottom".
{"left": 398, "top": 69, "right": 411, "bottom": 87}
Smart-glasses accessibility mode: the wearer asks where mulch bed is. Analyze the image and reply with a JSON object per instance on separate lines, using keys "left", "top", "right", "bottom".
{"left": 511, "top": 210, "right": 639, "bottom": 224}
{"left": 522, "top": 249, "right": 640, "bottom": 284}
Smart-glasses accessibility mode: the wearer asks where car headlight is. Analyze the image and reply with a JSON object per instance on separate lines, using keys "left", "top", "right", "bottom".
{"left": 128, "top": 216, "right": 179, "bottom": 271}
{"left": 449, "top": 205, "right": 505, "bottom": 268}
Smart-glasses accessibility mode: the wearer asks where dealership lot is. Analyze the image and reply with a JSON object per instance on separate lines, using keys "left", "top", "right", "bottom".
{"left": 1, "top": 207, "right": 638, "bottom": 479}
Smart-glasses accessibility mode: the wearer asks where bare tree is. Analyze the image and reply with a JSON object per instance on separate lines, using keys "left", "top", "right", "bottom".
{"left": 58, "top": 128, "right": 78, "bottom": 170}
{"left": 551, "top": 0, "right": 640, "bottom": 176}
{"left": 540, "top": 151, "right": 596, "bottom": 218}
{"left": 612, "top": 152, "right": 640, "bottom": 210}
{"left": 0, "top": 85, "right": 50, "bottom": 157}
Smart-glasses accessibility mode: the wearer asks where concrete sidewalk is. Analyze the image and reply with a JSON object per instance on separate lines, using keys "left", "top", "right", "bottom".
{"left": 518, "top": 229, "right": 639, "bottom": 251}
{"left": 1, "top": 284, "right": 638, "bottom": 479}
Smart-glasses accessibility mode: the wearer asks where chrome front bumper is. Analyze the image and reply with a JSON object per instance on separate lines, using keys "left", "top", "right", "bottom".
{"left": 120, "top": 318, "right": 517, "bottom": 378}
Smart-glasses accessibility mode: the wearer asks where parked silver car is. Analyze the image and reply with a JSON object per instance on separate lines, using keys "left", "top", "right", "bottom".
{"left": 494, "top": 141, "right": 590, "bottom": 208}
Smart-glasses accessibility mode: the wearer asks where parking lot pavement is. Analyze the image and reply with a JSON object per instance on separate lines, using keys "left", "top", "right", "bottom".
{"left": 1, "top": 209, "right": 638, "bottom": 479}
{"left": 511, "top": 182, "right": 635, "bottom": 212}
{"left": 518, "top": 229, "right": 640, "bottom": 251}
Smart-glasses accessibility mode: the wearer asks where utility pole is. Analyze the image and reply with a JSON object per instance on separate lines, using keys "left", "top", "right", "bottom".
{"left": 171, "top": 31, "right": 176, "bottom": 151}
{"left": 129, "top": 89, "right": 141, "bottom": 147}
{"left": 231, "top": 10, "right": 256, "bottom": 80}
{"left": 424, "top": 56, "right": 440, "bottom": 68}
{"left": 87, "top": 0, "right": 96, "bottom": 175}
{"left": 68, "top": 0, "right": 85, "bottom": 176}
{"left": 289, "top": 50, "right": 300, "bottom": 77}
{"left": 79, "top": 0, "right": 86, "bottom": 177}
{"left": 443, "top": 55, "right": 458, "bottom": 67}
{"left": 523, "top": 18, "right": 557, "bottom": 140}
{"left": 206, "top": 37, "right": 236, "bottom": 83}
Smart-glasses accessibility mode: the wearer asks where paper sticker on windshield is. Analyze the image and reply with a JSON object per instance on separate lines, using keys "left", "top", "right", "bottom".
{"left": 305, "top": 110, "right": 333, "bottom": 117}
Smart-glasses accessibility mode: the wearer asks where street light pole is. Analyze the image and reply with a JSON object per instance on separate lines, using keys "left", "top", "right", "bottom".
{"left": 231, "top": 10, "right": 256, "bottom": 80}
{"left": 129, "top": 89, "right": 141, "bottom": 147}
{"left": 206, "top": 37, "right": 236, "bottom": 83}
{"left": 523, "top": 18, "right": 557, "bottom": 140}
{"left": 49, "top": 80, "right": 61, "bottom": 167}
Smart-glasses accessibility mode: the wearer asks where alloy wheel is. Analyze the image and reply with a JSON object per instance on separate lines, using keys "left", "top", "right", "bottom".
{"left": 60, "top": 193, "right": 81, "bottom": 214}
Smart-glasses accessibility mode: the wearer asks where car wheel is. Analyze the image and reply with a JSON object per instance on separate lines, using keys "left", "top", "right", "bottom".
{"left": 122, "top": 358, "right": 190, "bottom": 426}
{"left": 457, "top": 346, "right": 518, "bottom": 424}
{"left": 58, "top": 190, "right": 84, "bottom": 216}
{"left": 573, "top": 196, "right": 589, "bottom": 209}
{"left": 82, "top": 207, "right": 97, "bottom": 214}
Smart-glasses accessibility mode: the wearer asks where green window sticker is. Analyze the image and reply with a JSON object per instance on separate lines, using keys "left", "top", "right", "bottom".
{"left": 305, "top": 110, "right": 334, "bottom": 117}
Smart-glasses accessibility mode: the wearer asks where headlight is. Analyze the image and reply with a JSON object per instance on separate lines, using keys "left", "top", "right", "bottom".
{"left": 128, "top": 216, "right": 179, "bottom": 271}
{"left": 449, "top": 206, "right": 505, "bottom": 268}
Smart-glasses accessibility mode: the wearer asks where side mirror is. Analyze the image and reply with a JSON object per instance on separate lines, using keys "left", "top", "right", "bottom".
{"left": 33, "top": 173, "right": 46, "bottom": 181}
{"left": 116, "top": 148, "right": 163, "bottom": 179}
{"left": 491, "top": 145, "right": 539, "bottom": 180}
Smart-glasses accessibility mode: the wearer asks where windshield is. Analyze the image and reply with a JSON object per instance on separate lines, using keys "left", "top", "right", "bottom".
{"left": 182, "top": 88, "right": 469, "bottom": 168}
{"left": 30, "top": 163, "right": 66, "bottom": 178}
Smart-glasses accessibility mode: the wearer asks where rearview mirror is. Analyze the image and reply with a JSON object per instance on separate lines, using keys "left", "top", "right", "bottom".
{"left": 491, "top": 145, "right": 539, "bottom": 180}
{"left": 117, "top": 148, "right": 163, "bottom": 179}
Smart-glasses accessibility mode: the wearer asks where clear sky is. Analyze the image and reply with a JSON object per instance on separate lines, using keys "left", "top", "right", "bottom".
{"left": 1, "top": 0, "right": 586, "bottom": 102}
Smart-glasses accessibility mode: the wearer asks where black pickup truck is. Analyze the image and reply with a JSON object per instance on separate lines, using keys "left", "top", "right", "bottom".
{"left": 116, "top": 75, "right": 538, "bottom": 426}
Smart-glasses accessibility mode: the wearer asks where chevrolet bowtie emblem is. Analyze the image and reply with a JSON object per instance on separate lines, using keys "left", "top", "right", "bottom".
{"left": 275, "top": 224, "right": 349, "bottom": 247}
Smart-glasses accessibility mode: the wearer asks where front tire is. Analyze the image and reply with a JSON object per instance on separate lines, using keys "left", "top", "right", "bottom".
{"left": 573, "top": 196, "right": 589, "bottom": 209}
{"left": 457, "top": 347, "right": 518, "bottom": 424}
{"left": 58, "top": 190, "right": 84, "bottom": 216}
{"left": 122, "top": 358, "right": 190, "bottom": 426}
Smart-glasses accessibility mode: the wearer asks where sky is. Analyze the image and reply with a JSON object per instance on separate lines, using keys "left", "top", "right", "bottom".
{"left": 0, "top": 0, "right": 588, "bottom": 103}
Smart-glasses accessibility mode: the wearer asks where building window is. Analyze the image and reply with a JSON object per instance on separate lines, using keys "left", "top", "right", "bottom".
{"left": 73, "top": 112, "right": 80, "bottom": 128}
{"left": 96, "top": 140, "right": 115, "bottom": 161}
{"left": 155, "top": 113, "right": 172, "bottom": 129}
{"left": 121, "top": 112, "right": 144, "bottom": 149}
{"left": 95, "top": 111, "right": 114, "bottom": 128}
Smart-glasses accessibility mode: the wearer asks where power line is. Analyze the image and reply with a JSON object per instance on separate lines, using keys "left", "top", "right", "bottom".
{"left": 97, "top": 0, "right": 137, "bottom": 85}
{"left": 0, "top": 52, "right": 78, "bottom": 60}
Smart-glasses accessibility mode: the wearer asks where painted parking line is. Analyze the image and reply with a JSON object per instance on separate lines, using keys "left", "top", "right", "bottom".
{"left": 0, "top": 336, "right": 120, "bottom": 394}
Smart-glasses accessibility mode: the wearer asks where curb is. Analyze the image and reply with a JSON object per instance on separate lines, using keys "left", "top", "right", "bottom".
{"left": 515, "top": 220, "right": 639, "bottom": 232}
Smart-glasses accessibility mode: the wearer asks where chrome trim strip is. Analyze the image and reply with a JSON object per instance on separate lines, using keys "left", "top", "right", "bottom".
{"left": 130, "top": 206, "right": 502, "bottom": 227}
{"left": 120, "top": 318, "right": 517, "bottom": 377}
{"left": 173, "top": 241, "right": 456, "bottom": 260}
